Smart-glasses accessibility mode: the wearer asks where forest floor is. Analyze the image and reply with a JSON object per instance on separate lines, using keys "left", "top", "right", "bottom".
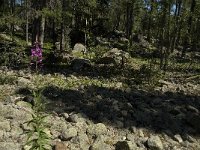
{"left": 0, "top": 57, "right": 200, "bottom": 150}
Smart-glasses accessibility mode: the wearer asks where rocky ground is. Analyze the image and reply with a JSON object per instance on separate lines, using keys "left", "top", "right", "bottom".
{"left": 0, "top": 67, "right": 200, "bottom": 150}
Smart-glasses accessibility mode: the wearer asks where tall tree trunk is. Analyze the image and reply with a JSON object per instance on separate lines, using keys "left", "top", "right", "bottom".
{"left": 60, "top": 0, "right": 67, "bottom": 51}
{"left": 52, "top": 20, "right": 56, "bottom": 49}
{"left": 25, "top": 0, "right": 29, "bottom": 44}
{"left": 182, "top": 0, "right": 196, "bottom": 57}
{"left": 125, "top": 2, "right": 134, "bottom": 45}
{"left": 147, "top": 0, "right": 155, "bottom": 42}
{"left": 39, "top": 15, "right": 45, "bottom": 47}
{"left": 10, "top": 0, "right": 15, "bottom": 41}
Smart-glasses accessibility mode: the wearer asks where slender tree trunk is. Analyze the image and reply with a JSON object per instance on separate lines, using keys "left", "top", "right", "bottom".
{"left": 147, "top": 0, "right": 154, "bottom": 42}
{"left": 39, "top": 15, "right": 45, "bottom": 47}
{"left": 60, "top": 0, "right": 67, "bottom": 52}
{"left": 182, "top": 0, "right": 196, "bottom": 57}
{"left": 10, "top": 0, "right": 15, "bottom": 41}
{"left": 125, "top": 2, "right": 134, "bottom": 45}
{"left": 52, "top": 20, "right": 56, "bottom": 49}
{"left": 25, "top": 0, "right": 29, "bottom": 44}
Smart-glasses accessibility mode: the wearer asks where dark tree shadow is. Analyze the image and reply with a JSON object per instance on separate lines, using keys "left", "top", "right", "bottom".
{"left": 39, "top": 85, "right": 200, "bottom": 138}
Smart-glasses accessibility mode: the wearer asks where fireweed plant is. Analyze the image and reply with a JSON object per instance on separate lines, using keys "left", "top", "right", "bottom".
{"left": 31, "top": 42, "right": 43, "bottom": 71}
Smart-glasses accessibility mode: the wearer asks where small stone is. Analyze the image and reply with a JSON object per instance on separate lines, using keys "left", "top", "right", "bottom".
{"left": 16, "top": 101, "right": 33, "bottom": 109}
{"left": 127, "top": 103, "right": 133, "bottom": 108}
{"left": 54, "top": 141, "right": 68, "bottom": 150}
{"left": 115, "top": 141, "right": 138, "bottom": 150}
{"left": 61, "top": 113, "right": 69, "bottom": 120}
{"left": 17, "top": 77, "right": 31, "bottom": 86}
{"left": 69, "top": 113, "right": 85, "bottom": 123}
{"left": 174, "top": 134, "right": 183, "bottom": 143}
{"left": 138, "top": 129, "right": 144, "bottom": 137}
{"left": 0, "top": 130, "right": 4, "bottom": 141}
{"left": 147, "top": 135, "right": 163, "bottom": 150}
{"left": 87, "top": 123, "right": 107, "bottom": 136}
{"left": 130, "top": 126, "right": 137, "bottom": 133}
{"left": 61, "top": 127, "right": 78, "bottom": 140}
{"left": 126, "top": 134, "right": 135, "bottom": 142}
{"left": 90, "top": 135, "right": 112, "bottom": 150}
{"left": 0, "top": 120, "right": 11, "bottom": 132}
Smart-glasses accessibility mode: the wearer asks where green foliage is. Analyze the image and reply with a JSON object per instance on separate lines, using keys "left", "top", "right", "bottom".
{"left": 24, "top": 89, "right": 51, "bottom": 150}
{"left": 0, "top": 74, "right": 17, "bottom": 85}
{"left": 137, "top": 59, "right": 163, "bottom": 86}
{"left": 89, "top": 45, "right": 109, "bottom": 60}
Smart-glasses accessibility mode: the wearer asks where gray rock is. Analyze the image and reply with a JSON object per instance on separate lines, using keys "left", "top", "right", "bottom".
{"left": 90, "top": 135, "right": 112, "bottom": 150}
{"left": 61, "top": 113, "right": 69, "bottom": 120}
{"left": 75, "top": 121, "right": 88, "bottom": 133}
{"left": 10, "top": 125, "right": 23, "bottom": 139}
{"left": 115, "top": 141, "right": 138, "bottom": 150}
{"left": 61, "top": 127, "right": 78, "bottom": 140}
{"left": 16, "top": 101, "right": 33, "bottom": 110}
{"left": 0, "top": 120, "right": 11, "bottom": 132}
{"left": 97, "top": 48, "right": 129, "bottom": 66}
{"left": 126, "top": 134, "right": 135, "bottom": 143}
{"left": 87, "top": 123, "right": 107, "bottom": 136}
{"left": 73, "top": 43, "right": 87, "bottom": 53}
{"left": 174, "top": 134, "right": 183, "bottom": 143}
{"left": 54, "top": 141, "right": 68, "bottom": 150}
{"left": 0, "top": 130, "right": 5, "bottom": 141}
{"left": 17, "top": 77, "right": 31, "bottom": 86}
{"left": 0, "top": 142, "right": 21, "bottom": 150}
{"left": 147, "top": 135, "right": 163, "bottom": 150}
{"left": 129, "top": 126, "right": 137, "bottom": 134}
{"left": 78, "top": 133, "right": 90, "bottom": 150}
{"left": 0, "top": 103, "right": 32, "bottom": 122}
{"left": 69, "top": 113, "right": 86, "bottom": 123}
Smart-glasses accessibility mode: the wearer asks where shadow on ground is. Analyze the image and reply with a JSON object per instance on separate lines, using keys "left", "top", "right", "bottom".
{"left": 38, "top": 85, "right": 200, "bottom": 138}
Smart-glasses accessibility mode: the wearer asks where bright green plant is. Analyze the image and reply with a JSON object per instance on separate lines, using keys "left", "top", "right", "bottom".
{"left": 24, "top": 89, "right": 51, "bottom": 150}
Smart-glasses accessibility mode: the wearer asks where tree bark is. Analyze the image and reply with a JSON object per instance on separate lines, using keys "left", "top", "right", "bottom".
{"left": 125, "top": 2, "right": 134, "bottom": 45}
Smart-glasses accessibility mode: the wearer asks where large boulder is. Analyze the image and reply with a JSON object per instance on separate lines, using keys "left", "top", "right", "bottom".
{"left": 96, "top": 48, "right": 129, "bottom": 66}
{"left": 71, "top": 58, "right": 91, "bottom": 72}
{"left": 73, "top": 43, "right": 87, "bottom": 54}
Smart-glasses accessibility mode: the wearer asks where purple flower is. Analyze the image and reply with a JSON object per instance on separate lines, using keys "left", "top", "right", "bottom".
{"left": 31, "top": 42, "right": 43, "bottom": 69}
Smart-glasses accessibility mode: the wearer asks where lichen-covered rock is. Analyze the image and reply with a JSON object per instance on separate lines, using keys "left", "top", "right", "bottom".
{"left": 54, "top": 141, "right": 68, "bottom": 150}
{"left": 115, "top": 141, "right": 138, "bottom": 150}
{"left": 73, "top": 43, "right": 87, "bottom": 53}
{"left": 90, "top": 135, "right": 112, "bottom": 150}
{"left": 0, "top": 120, "right": 11, "bottom": 132}
{"left": 0, "top": 142, "right": 21, "bottom": 150}
{"left": 96, "top": 48, "right": 129, "bottom": 66}
{"left": 147, "top": 135, "right": 163, "bottom": 150}
{"left": 61, "top": 127, "right": 78, "bottom": 140}
{"left": 78, "top": 133, "right": 90, "bottom": 150}
{"left": 87, "top": 123, "right": 107, "bottom": 136}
